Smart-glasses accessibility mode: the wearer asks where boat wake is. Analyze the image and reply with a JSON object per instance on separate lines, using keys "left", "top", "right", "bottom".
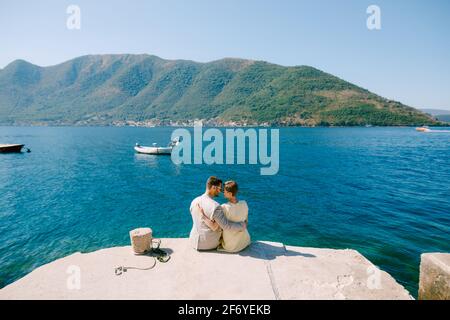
{"left": 427, "top": 130, "right": 450, "bottom": 133}
{"left": 416, "top": 127, "right": 450, "bottom": 133}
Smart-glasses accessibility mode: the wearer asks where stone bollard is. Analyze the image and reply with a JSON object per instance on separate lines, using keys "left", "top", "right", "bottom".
{"left": 418, "top": 253, "right": 450, "bottom": 300}
{"left": 129, "top": 228, "right": 152, "bottom": 254}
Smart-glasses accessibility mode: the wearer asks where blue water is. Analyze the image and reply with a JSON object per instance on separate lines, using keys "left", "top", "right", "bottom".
{"left": 1, "top": 126, "right": 449, "bottom": 296}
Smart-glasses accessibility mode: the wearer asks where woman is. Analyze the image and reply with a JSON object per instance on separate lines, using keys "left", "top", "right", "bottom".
{"left": 198, "top": 180, "right": 251, "bottom": 253}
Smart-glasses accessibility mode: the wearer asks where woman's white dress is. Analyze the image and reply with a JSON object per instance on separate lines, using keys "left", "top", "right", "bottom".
{"left": 218, "top": 200, "right": 251, "bottom": 253}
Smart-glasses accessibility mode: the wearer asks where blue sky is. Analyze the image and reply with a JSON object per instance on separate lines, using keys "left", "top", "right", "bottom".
{"left": 1, "top": 0, "right": 449, "bottom": 110}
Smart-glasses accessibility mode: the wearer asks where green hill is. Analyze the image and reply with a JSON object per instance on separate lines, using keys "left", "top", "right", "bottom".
{"left": 0, "top": 54, "right": 439, "bottom": 126}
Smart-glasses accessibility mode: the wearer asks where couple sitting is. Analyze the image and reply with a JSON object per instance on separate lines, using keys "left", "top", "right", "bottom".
{"left": 189, "top": 176, "right": 251, "bottom": 253}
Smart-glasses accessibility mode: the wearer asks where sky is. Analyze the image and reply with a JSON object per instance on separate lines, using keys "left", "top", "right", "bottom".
{"left": 1, "top": 0, "right": 449, "bottom": 110}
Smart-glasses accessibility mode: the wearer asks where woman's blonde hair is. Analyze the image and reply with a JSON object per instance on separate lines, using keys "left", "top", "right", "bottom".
{"left": 224, "top": 180, "right": 238, "bottom": 196}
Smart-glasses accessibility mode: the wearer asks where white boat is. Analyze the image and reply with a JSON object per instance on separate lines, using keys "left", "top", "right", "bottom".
{"left": 134, "top": 138, "right": 179, "bottom": 155}
{"left": 416, "top": 126, "right": 431, "bottom": 132}
{"left": 415, "top": 127, "right": 450, "bottom": 133}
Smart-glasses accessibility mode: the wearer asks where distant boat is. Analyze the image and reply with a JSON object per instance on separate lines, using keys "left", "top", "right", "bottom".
{"left": 0, "top": 144, "right": 30, "bottom": 153}
{"left": 415, "top": 126, "right": 450, "bottom": 133}
{"left": 416, "top": 126, "right": 431, "bottom": 132}
{"left": 134, "top": 138, "right": 179, "bottom": 155}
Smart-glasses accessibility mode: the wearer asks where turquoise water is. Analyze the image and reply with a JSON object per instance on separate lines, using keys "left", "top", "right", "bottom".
{"left": 0, "top": 126, "right": 449, "bottom": 296}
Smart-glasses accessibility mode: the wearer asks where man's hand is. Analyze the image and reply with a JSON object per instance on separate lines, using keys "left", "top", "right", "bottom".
{"left": 212, "top": 206, "right": 246, "bottom": 231}
{"left": 197, "top": 203, "right": 220, "bottom": 231}
{"left": 197, "top": 203, "right": 206, "bottom": 216}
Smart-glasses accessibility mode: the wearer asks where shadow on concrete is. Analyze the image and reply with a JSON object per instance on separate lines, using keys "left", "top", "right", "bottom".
{"left": 239, "top": 241, "right": 316, "bottom": 260}
{"left": 141, "top": 247, "right": 174, "bottom": 256}
{"left": 196, "top": 241, "right": 316, "bottom": 260}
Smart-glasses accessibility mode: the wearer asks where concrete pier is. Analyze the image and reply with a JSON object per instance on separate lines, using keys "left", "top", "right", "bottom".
{"left": 0, "top": 238, "right": 412, "bottom": 300}
{"left": 419, "top": 253, "right": 450, "bottom": 300}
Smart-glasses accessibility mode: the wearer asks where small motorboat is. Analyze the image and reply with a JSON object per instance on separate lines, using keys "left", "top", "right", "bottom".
{"left": 416, "top": 126, "right": 431, "bottom": 132}
{"left": 134, "top": 138, "right": 179, "bottom": 155}
{"left": 0, "top": 144, "right": 30, "bottom": 153}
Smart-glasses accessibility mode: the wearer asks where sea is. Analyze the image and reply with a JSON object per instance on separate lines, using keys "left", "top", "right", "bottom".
{"left": 0, "top": 126, "right": 449, "bottom": 297}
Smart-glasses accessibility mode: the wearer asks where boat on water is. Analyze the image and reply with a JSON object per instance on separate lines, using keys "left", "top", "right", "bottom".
{"left": 415, "top": 126, "right": 450, "bottom": 133}
{"left": 134, "top": 138, "right": 180, "bottom": 155}
{"left": 0, "top": 144, "right": 29, "bottom": 153}
{"left": 416, "top": 126, "right": 431, "bottom": 132}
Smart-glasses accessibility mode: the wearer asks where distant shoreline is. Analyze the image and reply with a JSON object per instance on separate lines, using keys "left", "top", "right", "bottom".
{"left": 0, "top": 120, "right": 449, "bottom": 128}
{"left": 1, "top": 124, "right": 449, "bottom": 128}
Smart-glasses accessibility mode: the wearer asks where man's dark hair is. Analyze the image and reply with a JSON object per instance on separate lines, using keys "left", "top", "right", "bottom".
{"left": 224, "top": 181, "right": 238, "bottom": 196}
{"left": 206, "top": 176, "right": 222, "bottom": 189}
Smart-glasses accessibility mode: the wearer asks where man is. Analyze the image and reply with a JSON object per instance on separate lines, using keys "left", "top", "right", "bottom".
{"left": 189, "top": 176, "right": 247, "bottom": 250}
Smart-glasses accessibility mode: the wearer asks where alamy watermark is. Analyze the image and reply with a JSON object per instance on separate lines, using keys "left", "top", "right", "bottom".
{"left": 66, "top": 5, "right": 381, "bottom": 32}
{"left": 66, "top": 265, "right": 81, "bottom": 290}
{"left": 367, "top": 5, "right": 381, "bottom": 30}
{"left": 366, "top": 265, "right": 382, "bottom": 289}
{"left": 66, "top": 5, "right": 81, "bottom": 30}
{"left": 170, "top": 122, "right": 279, "bottom": 175}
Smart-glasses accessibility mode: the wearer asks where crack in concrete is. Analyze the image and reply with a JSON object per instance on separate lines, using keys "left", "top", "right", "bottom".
{"left": 256, "top": 242, "right": 285, "bottom": 300}
{"left": 264, "top": 258, "right": 281, "bottom": 300}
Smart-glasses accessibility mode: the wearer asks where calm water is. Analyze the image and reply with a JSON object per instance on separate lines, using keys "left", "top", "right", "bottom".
{"left": 1, "top": 126, "right": 449, "bottom": 296}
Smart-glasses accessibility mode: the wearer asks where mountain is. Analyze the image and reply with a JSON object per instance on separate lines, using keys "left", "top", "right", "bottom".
{"left": 420, "top": 108, "right": 450, "bottom": 123}
{"left": 0, "top": 54, "right": 440, "bottom": 126}
{"left": 437, "top": 115, "right": 450, "bottom": 122}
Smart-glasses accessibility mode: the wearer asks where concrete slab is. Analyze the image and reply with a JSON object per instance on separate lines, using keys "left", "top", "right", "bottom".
{"left": 419, "top": 253, "right": 450, "bottom": 300}
{"left": 0, "top": 238, "right": 413, "bottom": 300}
